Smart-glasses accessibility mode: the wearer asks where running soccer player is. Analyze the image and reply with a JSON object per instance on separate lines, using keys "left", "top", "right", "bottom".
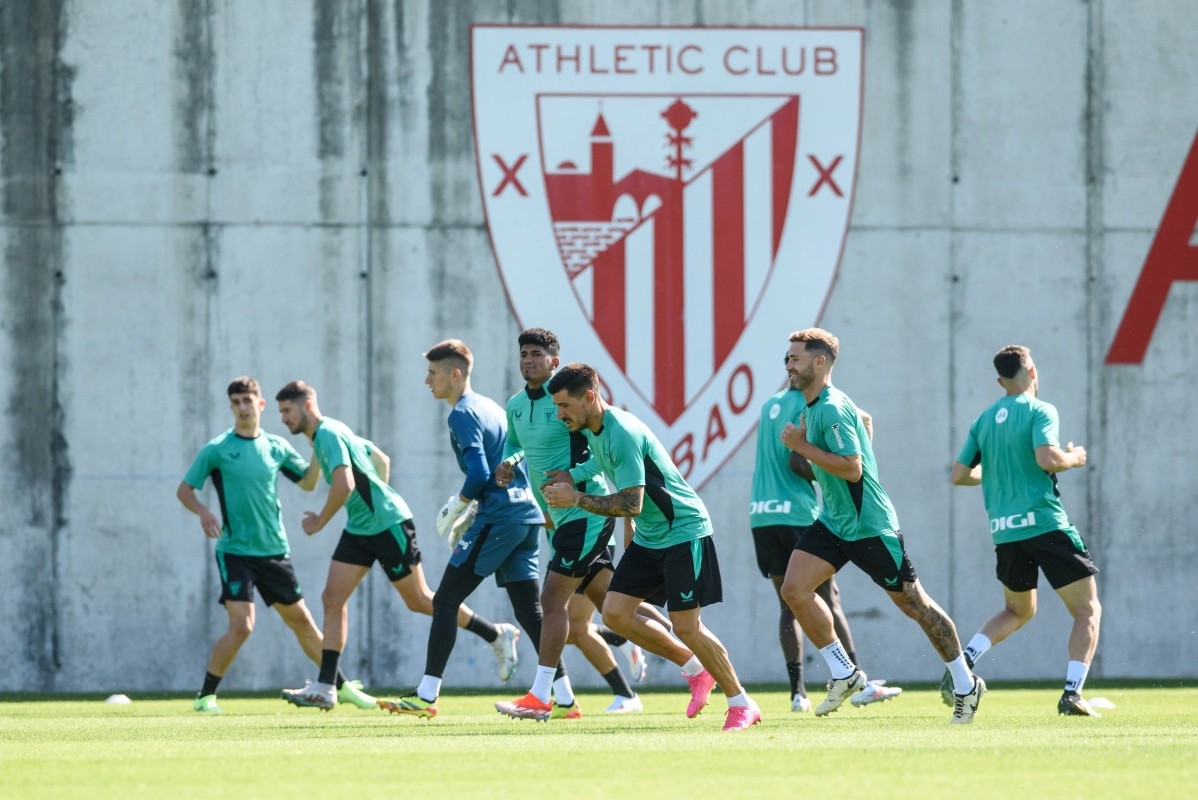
{"left": 177, "top": 375, "right": 375, "bottom": 713}
{"left": 378, "top": 339, "right": 549, "bottom": 719}
{"left": 542, "top": 362, "right": 761, "bottom": 732}
{"left": 778, "top": 328, "right": 984, "bottom": 724}
{"left": 751, "top": 378, "right": 902, "bottom": 712}
{"left": 275, "top": 379, "right": 519, "bottom": 710}
{"left": 950, "top": 345, "right": 1101, "bottom": 717}
{"left": 493, "top": 328, "right": 644, "bottom": 720}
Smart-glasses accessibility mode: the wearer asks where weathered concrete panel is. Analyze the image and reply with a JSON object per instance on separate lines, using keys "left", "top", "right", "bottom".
{"left": 954, "top": 0, "right": 1090, "bottom": 230}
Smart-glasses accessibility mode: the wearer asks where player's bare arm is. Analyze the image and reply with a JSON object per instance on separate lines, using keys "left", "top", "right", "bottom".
{"left": 1035, "top": 442, "right": 1086, "bottom": 472}
{"left": 369, "top": 445, "right": 390, "bottom": 484}
{"left": 781, "top": 419, "right": 863, "bottom": 482}
{"left": 297, "top": 459, "right": 321, "bottom": 491}
{"left": 303, "top": 464, "right": 353, "bottom": 535}
{"left": 859, "top": 409, "right": 874, "bottom": 442}
{"left": 176, "top": 482, "right": 222, "bottom": 539}
{"left": 950, "top": 461, "right": 982, "bottom": 486}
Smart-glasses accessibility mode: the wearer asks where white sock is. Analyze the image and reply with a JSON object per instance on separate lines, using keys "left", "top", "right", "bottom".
{"left": 552, "top": 675, "right": 575, "bottom": 707}
{"left": 726, "top": 692, "right": 749, "bottom": 708}
{"left": 680, "top": 655, "right": 704, "bottom": 677}
{"left": 417, "top": 675, "right": 442, "bottom": 702}
{"left": 530, "top": 665, "right": 555, "bottom": 704}
{"left": 963, "top": 633, "right": 992, "bottom": 664}
{"left": 1065, "top": 660, "right": 1090, "bottom": 694}
{"left": 818, "top": 641, "right": 856, "bottom": 680}
{"left": 945, "top": 655, "right": 974, "bottom": 695}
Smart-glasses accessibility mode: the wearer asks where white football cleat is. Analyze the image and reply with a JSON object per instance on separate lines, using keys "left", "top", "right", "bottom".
{"left": 604, "top": 694, "right": 644, "bottom": 713}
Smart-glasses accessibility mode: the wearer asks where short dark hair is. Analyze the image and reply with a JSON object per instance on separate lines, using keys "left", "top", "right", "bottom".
{"left": 788, "top": 328, "right": 839, "bottom": 362}
{"left": 993, "top": 345, "right": 1033, "bottom": 379}
{"left": 275, "top": 380, "right": 316, "bottom": 403}
{"left": 423, "top": 339, "right": 473, "bottom": 374}
{"left": 227, "top": 376, "right": 261, "bottom": 398}
{"left": 517, "top": 327, "right": 560, "bottom": 356}
{"left": 546, "top": 362, "right": 598, "bottom": 396}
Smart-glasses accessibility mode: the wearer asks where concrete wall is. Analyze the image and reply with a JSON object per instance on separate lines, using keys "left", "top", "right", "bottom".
{"left": 1, "top": 0, "right": 1195, "bottom": 693}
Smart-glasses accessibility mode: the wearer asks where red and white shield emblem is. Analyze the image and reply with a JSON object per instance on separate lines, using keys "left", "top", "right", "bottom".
{"left": 472, "top": 26, "right": 862, "bottom": 487}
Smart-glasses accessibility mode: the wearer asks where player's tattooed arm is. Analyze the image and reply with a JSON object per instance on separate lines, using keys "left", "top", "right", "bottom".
{"left": 577, "top": 485, "right": 644, "bottom": 518}
{"left": 553, "top": 481, "right": 642, "bottom": 519}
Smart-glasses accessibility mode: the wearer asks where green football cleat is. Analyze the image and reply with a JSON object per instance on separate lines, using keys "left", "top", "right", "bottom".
{"left": 550, "top": 700, "right": 582, "bottom": 720}
{"left": 337, "top": 679, "right": 377, "bottom": 709}
{"left": 193, "top": 694, "right": 221, "bottom": 713}
{"left": 377, "top": 693, "right": 438, "bottom": 719}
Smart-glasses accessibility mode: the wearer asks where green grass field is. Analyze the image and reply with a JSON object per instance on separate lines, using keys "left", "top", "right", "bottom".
{"left": 2, "top": 685, "right": 1195, "bottom": 799}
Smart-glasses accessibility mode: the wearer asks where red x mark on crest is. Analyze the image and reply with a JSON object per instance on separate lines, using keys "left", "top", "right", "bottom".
{"left": 807, "top": 154, "right": 844, "bottom": 197}
{"left": 492, "top": 153, "right": 529, "bottom": 197}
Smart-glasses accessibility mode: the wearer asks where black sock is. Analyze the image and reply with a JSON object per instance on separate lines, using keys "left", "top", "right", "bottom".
{"left": 603, "top": 667, "right": 634, "bottom": 699}
{"left": 465, "top": 612, "right": 499, "bottom": 643}
{"left": 598, "top": 626, "right": 627, "bottom": 647}
{"left": 786, "top": 661, "right": 803, "bottom": 696}
{"left": 318, "top": 649, "right": 340, "bottom": 686}
{"left": 200, "top": 672, "right": 221, "bottom": 697}
{"left": 334, "top": 670, "right": 348, "bottom": 690}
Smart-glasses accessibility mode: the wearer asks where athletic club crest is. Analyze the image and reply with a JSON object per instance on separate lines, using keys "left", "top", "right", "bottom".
{"left": 472, "top": 26, "right": 862, "bottom": 488}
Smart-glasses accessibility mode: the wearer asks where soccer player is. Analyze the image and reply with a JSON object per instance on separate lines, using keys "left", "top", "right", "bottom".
{"left": 777, "top": 328, "right": 984, "bottom": 724}
{"left": 176, "top": 376, "right": 375, "bottom": 713}
{"left": 950, "top": 345, "right": 1101, "bottom": 717}
{"left": 751, "top": 378, "right": 902, "bottom": 712}
{"left": 275, "top": 379, "right": 519, "bottom": 710}
{"left": 378, "top": 339, "right": 549, "bottom": 719}
{"left": 493, "top": 328, "right": 644, "bottom": 719}
{"left": 542, "top": 362, "right": 762, "bottom": 732}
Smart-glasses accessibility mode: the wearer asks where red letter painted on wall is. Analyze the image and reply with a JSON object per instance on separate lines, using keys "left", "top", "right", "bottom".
{"left": 1106, "top": 128, "right": 1198, "bottom": 364}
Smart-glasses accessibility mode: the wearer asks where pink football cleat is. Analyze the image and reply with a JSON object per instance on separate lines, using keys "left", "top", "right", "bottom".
{"left": 685, "top": 669, "right": 716, "bottom": 718}
{"left": 722, "top": 702, "right": 762, "bottom": 732}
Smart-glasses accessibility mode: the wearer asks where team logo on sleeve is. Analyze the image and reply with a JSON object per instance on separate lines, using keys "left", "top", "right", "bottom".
{"left": 472, "top": 26, "right": 862, "bottom": 487}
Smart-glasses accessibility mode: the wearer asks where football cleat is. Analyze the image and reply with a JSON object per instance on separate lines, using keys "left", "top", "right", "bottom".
{"left": 1058, "top": 691, "right": 1101, "bottom": 717}
{"left": 495, "top": 692, "right": 553, "bottom": 722}
{"left": 193, "top": 694, "right": 221, "bottom": 713}
{"left": 850, "top": 679, "right": 903, "bottom": 707}
{"left": 685, "top": 669, "right": 716, "bottom": 718}
{"left": 815, "top": 669, "right": 867, "bottom": 716}
{"left": 491, "top": 623, "right": 521, "bottom": 682}
{"left": 938, "top": 668, "right": 955, "bottom": 707}
{"left": 550, "top": 700, "right": 583, "bottom": 720}
{"left": 281, "top": 680, "right": 336, "bottom": 711}
{"left": 604, "top": 695, "right": 643, "bottom": 714}
{"left": 722, "top": 702, "right": 762, "bottom": 732}
{"left": 791, "top": 693, "right": 812, "bottom": 713}
{"left": 377, "top": 693, "right": 438, "bottom": 719}
{"left": 337, "top": 679, "right": 377, "bottom": 709}
{"left": 951, "top": 676, "right": 986, "bottom": 725}
{"left": 619, "top": 640, "right": 649, "bottom": 683}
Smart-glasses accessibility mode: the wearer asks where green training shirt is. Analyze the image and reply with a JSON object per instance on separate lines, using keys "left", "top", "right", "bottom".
{"left": 569, "top": 406, "right": 711, "bottom": 548}
{"left": 312, "top": 417, "right": 412, "bottom": 535}
{"left": 957, "top": 393, "right": 1076, "bottom": 544}
{"left": 750, "top": 388, "right": 819, "bottom": 529}
{"left": 505, "top": 385, "right": 612, "bottom": 524}
{"left": 183, "top": 429, "right": 308, "bottom": 556}
{"left": 801, "top": 385, "right": 900, "bottom": 541}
